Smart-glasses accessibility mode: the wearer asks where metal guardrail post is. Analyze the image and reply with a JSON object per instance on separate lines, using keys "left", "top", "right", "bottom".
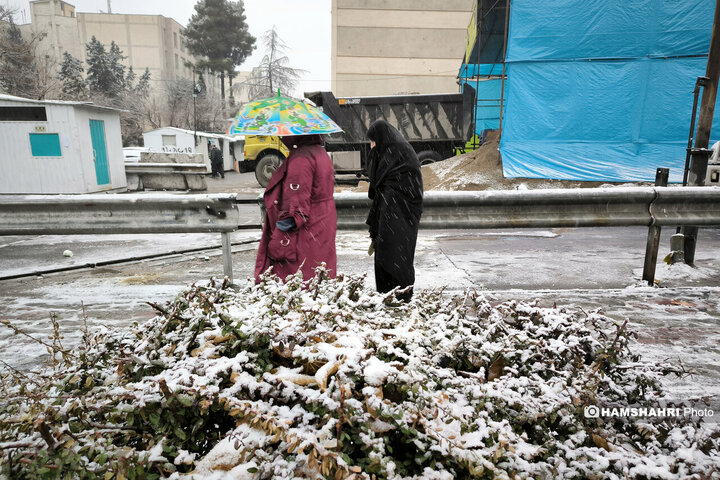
{"left": 642, "top": 168, "right": 669, "bottom": 285}
{"left": 221, "top": 231, "right": 233, "bottom": 283}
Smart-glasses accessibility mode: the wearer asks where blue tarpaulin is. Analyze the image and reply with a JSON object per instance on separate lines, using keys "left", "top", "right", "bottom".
{"left": 498, "top": 0, "right": 720, "bottom": 183}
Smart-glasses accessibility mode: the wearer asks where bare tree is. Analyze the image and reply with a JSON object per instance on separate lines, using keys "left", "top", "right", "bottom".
{"left": 139, "top": 73, "right": 227, "bottom": 135}
{"left": 244, "top": 27, "right": 305, "bottom": 100}
{"left": 0, "top": 5, "right": 16, "bottom": 22}
{"left": 0, "top": 9, "right": 60, "bottom": 99}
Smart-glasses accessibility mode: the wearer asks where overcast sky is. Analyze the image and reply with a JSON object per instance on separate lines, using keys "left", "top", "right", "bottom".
{"left": 3, "top": 0, "right": 332, "bottom": 96}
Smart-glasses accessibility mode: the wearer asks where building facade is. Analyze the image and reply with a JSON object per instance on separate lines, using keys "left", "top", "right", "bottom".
{"left": 22, "top": 0, "right": 196, "bottom": 88}
{"left": 331, "top": 0, "right": 473, "bottom": 96}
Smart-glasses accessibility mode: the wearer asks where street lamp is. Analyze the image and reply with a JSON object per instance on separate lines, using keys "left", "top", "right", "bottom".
{"left": 192, "top": 74, "right": 202, "bottom": 148}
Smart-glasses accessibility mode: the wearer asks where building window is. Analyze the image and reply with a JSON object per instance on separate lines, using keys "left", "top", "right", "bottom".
{"left": 29, "top": 133, "right": 62, "bottom": 157}
{"left": 162, "top": 135, "right": 177, "bottom": 146}
{"left": 175, "top": 54, "right": 179, "bottom": 70}
{"left": 180, "top": 36, "right": 185, "bottom": 52}
{"left": 173, "top": 32, "right": 178, "bottom": 49}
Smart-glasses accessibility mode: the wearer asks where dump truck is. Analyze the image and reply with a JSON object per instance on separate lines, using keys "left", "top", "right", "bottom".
{"left": 244, "top": 85, "right": 476, "bottom": 187}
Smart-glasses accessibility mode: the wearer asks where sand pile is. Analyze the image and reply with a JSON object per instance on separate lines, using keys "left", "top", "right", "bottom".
{"left": 339, "top": 130, "right": 645, "bottom": 193}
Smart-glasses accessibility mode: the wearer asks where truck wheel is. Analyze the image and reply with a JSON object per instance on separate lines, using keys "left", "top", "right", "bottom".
{"left": 418, "top": 150, "right": 443, "bottom": 165}
{"left": 255, "top": 153, "right": 283, "bottom": 187}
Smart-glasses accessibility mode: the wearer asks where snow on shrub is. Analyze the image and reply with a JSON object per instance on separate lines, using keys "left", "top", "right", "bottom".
{"left": 1, "top": 269, "right": 718, "bottom": 479}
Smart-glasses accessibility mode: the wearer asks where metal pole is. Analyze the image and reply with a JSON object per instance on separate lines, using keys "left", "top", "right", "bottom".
{"left": 677, "top": 77, "right": 706, "bottom": 234}
{"left": 682, "top": 77, "right": 707, "bottom": 187}
{"left": 192, "top": 69, "right": 198, "bottom": 148}
{"left": 497, "top": 0, "right": 510, "bottom": 164}
{"left": 473, "top": 1, "right": 481, "bottom": 150}
{"left": 682, "top": 0, "right": 720, "bottom": 265}
{"left": 221, "top": 231, "right": 233, "bottom": 284}
{"left": 642, "top": 168, "right": 669, "bottom": 285}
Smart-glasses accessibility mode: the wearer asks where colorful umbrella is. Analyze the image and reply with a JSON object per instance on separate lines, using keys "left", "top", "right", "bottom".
{"left": 228, "top": 92, "right": 342, "bottom": 136}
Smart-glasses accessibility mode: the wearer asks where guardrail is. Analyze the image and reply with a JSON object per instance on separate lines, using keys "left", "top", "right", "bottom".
{"left": 334, "top": 187, "right": 720, "bottom": 229}
{"left": 0, "top": 193, "right": 256, "bottom": 283}
{"left": 1, "top": 187, "right": 719, "bottom": 285}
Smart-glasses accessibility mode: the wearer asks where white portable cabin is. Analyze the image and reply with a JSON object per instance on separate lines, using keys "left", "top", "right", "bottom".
{"left": 142, "top": 127, "right": 243, "bottom": 172}
{"left": 0, "top": 94, "right": 126, "bottom": 194}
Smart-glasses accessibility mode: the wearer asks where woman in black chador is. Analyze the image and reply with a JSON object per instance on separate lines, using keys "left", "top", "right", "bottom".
{"left": 365, "top": 119, "right": 423, "bottom": 302}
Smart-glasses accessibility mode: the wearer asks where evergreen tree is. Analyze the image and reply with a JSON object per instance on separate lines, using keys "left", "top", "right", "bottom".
{"left": 109, "top": 41, "right": 127, "bottom": 90}
{"left": 136, "top": 68, "right": 151, "bottom": 96}
{"left": 58, "top": 52, "right": 86, "bottom": 98}
{"left": 85, "top": 36, "right": 125, "bottom": 97}
{"left": 125, "top": 66, "right": 136, "bottom": 90}
{"left": 183, "top": 0, "right": 255, "bottom": 101}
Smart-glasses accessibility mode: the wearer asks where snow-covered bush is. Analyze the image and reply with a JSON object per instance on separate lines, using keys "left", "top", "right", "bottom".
{"left": 1, "top": 270, "right": 718, "bottom": 479}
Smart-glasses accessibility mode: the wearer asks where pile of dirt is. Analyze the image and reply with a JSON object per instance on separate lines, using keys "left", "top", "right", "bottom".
{"left": 422, "top": 130, "right": 611, "bottom": 191}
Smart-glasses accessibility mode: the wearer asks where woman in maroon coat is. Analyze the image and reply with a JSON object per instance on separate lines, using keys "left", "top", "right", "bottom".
{"left": 254, "top": 134, "right": 337, "bottom": 282}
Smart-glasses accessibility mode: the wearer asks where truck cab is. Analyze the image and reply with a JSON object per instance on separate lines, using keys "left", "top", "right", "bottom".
{"left": 242, "top": 135, "right": 289, "bottom": 187}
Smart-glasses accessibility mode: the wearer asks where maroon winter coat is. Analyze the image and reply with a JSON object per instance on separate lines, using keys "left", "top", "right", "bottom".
{"left": 254, "top": 135, "right": 337, "bottom": 282}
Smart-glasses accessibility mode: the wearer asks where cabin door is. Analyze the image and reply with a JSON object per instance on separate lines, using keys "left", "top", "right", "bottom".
{"left": 89, "top": 119, "right": 110, "bottom": 185}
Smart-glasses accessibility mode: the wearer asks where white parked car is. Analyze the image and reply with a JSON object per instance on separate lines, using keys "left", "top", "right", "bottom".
{"left": 122, "top": 147, "right": 148, "bottom": 162}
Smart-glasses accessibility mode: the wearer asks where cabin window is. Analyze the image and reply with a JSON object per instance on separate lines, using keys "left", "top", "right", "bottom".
{"left": 29, "top": 133, "right": 62, "bottom": 157}
{"left": 162, "top": 134, "right": 177, "bottom": 146}
{"left": 0, "top": 106, "right": 48, "bottom": 121}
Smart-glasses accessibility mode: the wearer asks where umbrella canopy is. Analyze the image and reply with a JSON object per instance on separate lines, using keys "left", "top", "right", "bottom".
{"left": 228, "top": 93, "right": 342, "bottom": 136}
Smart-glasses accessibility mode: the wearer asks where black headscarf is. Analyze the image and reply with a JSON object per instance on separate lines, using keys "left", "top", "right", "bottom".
{"left": 365, "top": 120, "right": 423, "bottom": 238}
{"left": 366, "top": 120, "right": 423, "bottom": 204}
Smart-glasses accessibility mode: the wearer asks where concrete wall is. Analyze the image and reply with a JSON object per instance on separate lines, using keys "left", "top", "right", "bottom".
{"left": 331, "top": 0, "right": 472, "bottom": 96}
{"left": 130, "top": 152, "right": 207, "bottom": 191}
{"left": 143, "top": 128, "right": 238, "bottom": 172}
{"left": 0, "top": 99, "right": 126, "bottom": 193}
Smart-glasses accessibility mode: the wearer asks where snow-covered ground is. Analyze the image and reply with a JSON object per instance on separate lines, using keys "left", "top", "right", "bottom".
{"left": 2, "top": 269, "right": 718, "bottom": 479}
{"left": 1, "top": 225, "right": 720, "bottom": 478}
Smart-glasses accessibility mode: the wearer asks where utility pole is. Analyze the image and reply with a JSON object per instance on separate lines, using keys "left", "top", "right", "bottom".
{"left": 107, "top": 1, "right": 112, "bottom": 14}
{"left": 682, "top": 0, "right": 720, "bottom": 265}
